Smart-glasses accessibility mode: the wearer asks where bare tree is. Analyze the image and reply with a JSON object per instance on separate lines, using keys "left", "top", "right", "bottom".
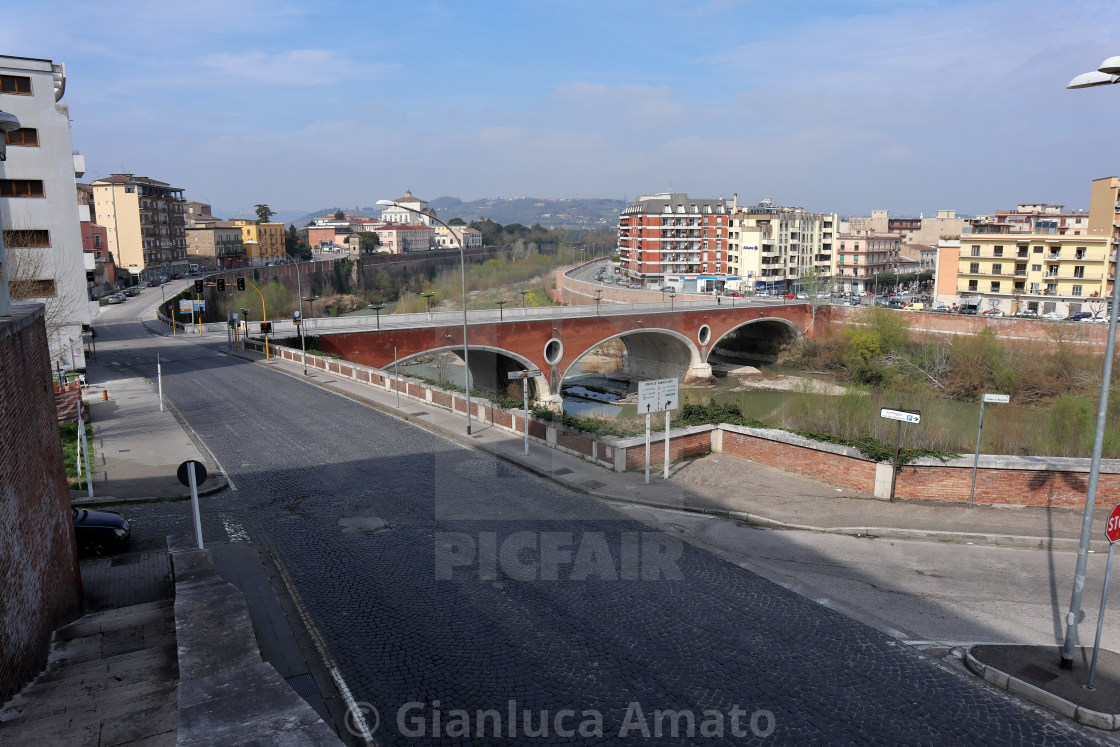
{"left": 6, "top": 230, "right": 83, "bottom": 342}
{"left": 798, "top": 266, "right": 834, "bottom": 336}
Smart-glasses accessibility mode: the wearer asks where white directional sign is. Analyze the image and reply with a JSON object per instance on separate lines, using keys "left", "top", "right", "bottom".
{"left": 638, "top": 378, "right": 679, "bottom": 413}
{"left": 880, "top": 407, "right": 920, "bottom": 424}
{"left": 982, "top": 393, "right": 1010, "bottom": 404}
{"left": 507, "top": 369, "right": 542, "bottom": 380}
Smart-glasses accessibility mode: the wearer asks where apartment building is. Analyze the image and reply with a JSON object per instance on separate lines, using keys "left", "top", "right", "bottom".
{"left": 186, "top": 224, "right": 245, "bottom": 269}
{"left": 228, "top": 219, "right": 285, "bottom": 265}
{"left": 1088, "top": 176, "right": 1119, "bottom": 302}
{"left": 0, "top": 54, "right": 91, "bottom": 372}
{"left": 968, "top": 204, "right": 1089, "bottom": 236}
{"left": 617, "top": 192, "right": 730, "bottom": 291}
{"left": 374, "top": 224, "right": 436, "bottom": 254}
{"left": 727, "top": 197, "right": 838, "bottom": 295}
{"left": 380, "top": 189, "right": 436, "bottom": 225}
{"left": 434, "top": 224, "right": 482, "bottom": 250}
{"left": 835, "top": 232, "right": 902, "bottom": 294}
{"left": 91, "top": 173, "right": 187, "bottom": 281}
{"left": 185, "top": 201, "right": 220, "bottom": 229}
{"left": 850, "top": 209, "right": 966, "bottom": 245}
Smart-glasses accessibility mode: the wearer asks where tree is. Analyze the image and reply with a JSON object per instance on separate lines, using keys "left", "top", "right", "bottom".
{"left": 798, "top": 266, "right": 833, "bottom": 335}
{"left": 448, "top": 217, "right": 466, "bottom": 226}
{"left": 6, "top": 230, "right": 83, "bottom": 344}
{"left": 333, "top": 209, "right": 346, "bottom": 221}
{"left": 469, "top": 218, "right": 502, "bottom": 246}
{"left": 254, "top": 204, "right": 275, "bottom": 224}
{"left": 285, "top": 224, "right": 311, "bottom": 260}
{"left": 358, "top": 232, "right": 381, "bottom": 254}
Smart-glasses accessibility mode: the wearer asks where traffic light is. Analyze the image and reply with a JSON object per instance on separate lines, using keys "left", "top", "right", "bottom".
{"left": 217, "top": 279, "right": 226, "bottom": 292}
{"left": 260, "top": 322, "right": 272, "bottom": 334}
{"left": 237, "top": 277, "right": 246, "bottom": 291}
{"left": 194, "top": 279, "right": 204, "bottom": 294}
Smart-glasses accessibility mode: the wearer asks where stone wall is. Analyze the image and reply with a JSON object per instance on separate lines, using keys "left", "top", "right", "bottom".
{"left": 0, "top": 304, "right": 83, "bottom": 703}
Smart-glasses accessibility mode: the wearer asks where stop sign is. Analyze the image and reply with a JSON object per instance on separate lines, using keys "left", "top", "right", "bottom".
{"left": 1107, "top": 504, "right": 1120, "bottom": 544}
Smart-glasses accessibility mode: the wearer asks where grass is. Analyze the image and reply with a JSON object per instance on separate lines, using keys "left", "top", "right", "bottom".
{"left": 60, "top": 421, "right": 95, "bottom": 490}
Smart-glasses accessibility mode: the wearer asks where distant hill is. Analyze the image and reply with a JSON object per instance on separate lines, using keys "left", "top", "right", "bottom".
{"left": 275, "top": 198, "right": 625, "bottom": 230}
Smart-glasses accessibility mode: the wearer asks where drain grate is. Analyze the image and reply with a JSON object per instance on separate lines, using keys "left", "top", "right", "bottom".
{"left": 285, "top": 673, "right": 318, "bottom": 700}
{"left": 582, "top": 480, "right": 606, "bottom": 490}
{"left": 1017, "top": 664, "right": 1058, "bottom": 686}
{"left": 551, "top": 468, "right": 574, "bottom": 476}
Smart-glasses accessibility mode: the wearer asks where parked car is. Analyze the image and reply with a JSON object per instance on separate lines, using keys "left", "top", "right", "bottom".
{"left": 783, "top": 293, "right": 796, "bottom": 300}
{"left": 1092, "top": 315, "right": 1112, "bottom": 324}
{"left": 1013, "top": 310, "right": 1038, "bottom": 318}
{"left": 105, "top": 293, "right": 125, "bottom": 304}
{"left": 172, "top": 272, "right": 184, "bottom": 279}
{"left": 727, "top": 292, "right": 742, "bottom": 298}
{"left": 72, "top": 507, "right": 131, "bottom": 555}
{"left": 982, "top": 309, "right": 1004, "bottom": 317}
{"left": 627, "top": 283, "right": 641, "bottom": 289}
{"left": 1068, "top": 311, "right": 1093, "bottom": 322}
{"left": 932, "top": 303, "right": 949, "bottom": 313}
{"left": 958, "top": 306, "right": 979, "bottom": 315}
{"left": 1041, "top": 311, "right": 1065, "bottom": 320}
{"left": 905, "top": 302, "right": 926, "bottom": 311}
{"left": 123, "top": 287, "right": 138, "bottom": 297}
{"left": 146, "top": 278, "right": 161, "bottom": 287}
{"left": 796, "top": 292, "right": 809, "bottom": 299}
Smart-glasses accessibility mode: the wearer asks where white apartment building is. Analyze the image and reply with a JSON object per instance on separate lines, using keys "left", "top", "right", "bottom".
{"left": 0, "top": 54, "right": 91, "bottom": 372}
{"left": 727, "top": 197, "right": 838, "bottom": 295}
{"left": 379, "top": 189, "right": 436, "bottom": 225}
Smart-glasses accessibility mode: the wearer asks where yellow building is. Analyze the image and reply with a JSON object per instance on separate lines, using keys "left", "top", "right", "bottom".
{"left": 229, "top": 220, "right": 286, "bottom": 265}
{"left": 1088, "top": 176, "right": 1119, "bottom": 301}
{"left": 956, "top": 232, "right": 1109, "bottom": 316}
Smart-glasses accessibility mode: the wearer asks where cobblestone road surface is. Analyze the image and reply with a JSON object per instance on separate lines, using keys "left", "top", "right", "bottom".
{"left": 113, "top": 337, "right": 1098, "bottom": 745}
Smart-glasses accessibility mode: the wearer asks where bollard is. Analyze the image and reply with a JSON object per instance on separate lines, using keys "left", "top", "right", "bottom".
{"left": 102, "top": 389, "right": 108, "bottom": 401}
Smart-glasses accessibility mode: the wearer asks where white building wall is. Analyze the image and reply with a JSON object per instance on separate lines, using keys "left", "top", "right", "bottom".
{"left": 0, "top": 55, "right": 91, "bottom": 372}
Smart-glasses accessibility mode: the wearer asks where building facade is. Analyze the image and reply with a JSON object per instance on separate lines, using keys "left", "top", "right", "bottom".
{"left": 434, "top": 225, "right": 482, "bottom": 250}
{"left": 374, "top": 224, "right": 436, "bottom": 254}
{"left": 727, "top": 197, "right": 838, "bottom": 295}
{"left": 1088, "top": 176, "right": 1119, "bottom": 302}
{"left": 186, "top": 224, "right": 245, "bottom": 269}
{"left": 617, "top": 192, "right": 730, "bottom": 291}
{"left": 91, "top": 174, "right": 187, "bottom": 281}
{"left": 0, "top": 54, "right": 92, "bottom": 372}
{"left": 380, "top": 189, "right": 436, "bottom": 225}
{"left": 835, "top": 232, "right": 902, "bottom": 294}
{"left": 228, "top": 219, "right": 285, "bottom": 265}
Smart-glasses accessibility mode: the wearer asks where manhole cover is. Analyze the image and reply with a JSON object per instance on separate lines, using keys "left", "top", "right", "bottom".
{"left": 582, "top": 480, "right": 606, "bottom": 490}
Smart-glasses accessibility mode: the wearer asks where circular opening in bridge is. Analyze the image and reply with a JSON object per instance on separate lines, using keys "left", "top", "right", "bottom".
{"left": 697, "top": 324, "right": 711, "bottom": 346}
{"left": 544, "top": 338, "right": 564, "bottom": 366}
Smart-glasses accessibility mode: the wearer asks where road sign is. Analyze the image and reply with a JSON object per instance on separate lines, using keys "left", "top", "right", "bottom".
{"left": 982, "top": 393, "right": 1010, "bottom": 404}
{"left": 1107, "top": 504, "right": 1120, "bottom": 544}
{"left": 507, "top": 369, "right": 542, "bottom": 380}
{"left": 177, "top": 460, "right": 208, "bottom": 487}
{"left": 638, "top": 378, "right": 679, "bottom": 414}
{"left": 880, "top": 407, "right": 920, "bottom": 424}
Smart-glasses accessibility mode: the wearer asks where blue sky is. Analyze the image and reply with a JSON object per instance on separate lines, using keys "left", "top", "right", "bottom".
{"left": 4, "top": 0, "right": 1119, "bottom": 219}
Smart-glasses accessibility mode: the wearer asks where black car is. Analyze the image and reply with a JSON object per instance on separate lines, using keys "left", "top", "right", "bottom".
{"left": 72, "top": 507, "right": 131, "bottom": 554}
{"left": 1069, "top": 311, "right": 1093, "bottom": 322}
{"left": 124, "top": 287, "right": 138, "bottom": 297}
{"left": 146, "top": 278, "right": 161, "bottom": 287}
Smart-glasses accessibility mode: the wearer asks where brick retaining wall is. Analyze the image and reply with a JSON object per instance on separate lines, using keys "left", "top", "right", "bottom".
{"left": 0, "top": 305, "right": 83, "bottom": 703}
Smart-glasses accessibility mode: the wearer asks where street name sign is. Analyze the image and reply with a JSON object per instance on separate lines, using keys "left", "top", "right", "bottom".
{"left": 638, "top": 378, "right": 679, "bottom": 413}
{"left": 982, "top": 393, "right": 1010, "bottom": 404}
{"left": 880, "top": 407, "right": 920, "bottom": 424}
{"left": 507, "top": 369, "right": 542, "bottom": 380}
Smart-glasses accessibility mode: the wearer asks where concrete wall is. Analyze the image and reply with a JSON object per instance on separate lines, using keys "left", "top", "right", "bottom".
{"left": 0, "top": 304, "right": 82, "bottom": 703}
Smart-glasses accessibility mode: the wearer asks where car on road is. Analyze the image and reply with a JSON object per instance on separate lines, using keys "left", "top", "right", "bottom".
{"left": 146, "top": 278, "right": 161, "bottom": 287}
{"left": 72, "top": 507, "right": 131, "bottom": 555}
{"left": 796, "top": 292, "right": 809, "bottom": 299}
{"left": 1041, "top": 311, "right": 1065, "bottom": 320}
{"left": 932, "top": 303, "right": 950, "bottom": 312}
{"left": 124, "top": 287, "right": 138, "bottom": 297}
{"left": 727, "top": 292, "right": 742, "bottom": 298}
{"left": 626, "top": 283, "right": 641, "bottom": 289}
{"left": 105, "top": 293, "right": 125, "bottom": 304}
{"left": 783, "top": 293, "right": 796, "bottom": 299}
{"left": 1068, "top": 311, "right": 1093, "bottom": 322}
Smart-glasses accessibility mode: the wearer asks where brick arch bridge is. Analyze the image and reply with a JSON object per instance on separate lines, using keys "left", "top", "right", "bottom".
{"left": 317, "top": 304, "right": 824, "bottom": 405}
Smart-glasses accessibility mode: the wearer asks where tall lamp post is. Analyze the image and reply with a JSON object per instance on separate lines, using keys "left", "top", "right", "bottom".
{"left": 0, "top": 109, "right": 21, "bottom": 316}
{"left": 377, "top": 199, "right": 473, "bottom": 435}
{"left": 1059, "top": 55, "right": 1120, "bottom": 671}
{"left": 369, "top": 303, "right": 385, "bottom": 330}
{"left": 518, "top": 289, "right": 528, "bottom": 314}
{"left": 304, "top": 295, "right": 319, "bottom": 331}
{"left": 495, "top": 300, "right": 507, "bottom": 321}
{"left": 421, "top": 292, "right": 435, "bottom": 320}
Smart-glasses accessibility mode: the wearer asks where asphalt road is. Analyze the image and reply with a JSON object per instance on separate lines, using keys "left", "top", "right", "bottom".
{"left": 88, "top": 309, "right": 1102, "bottom": 745}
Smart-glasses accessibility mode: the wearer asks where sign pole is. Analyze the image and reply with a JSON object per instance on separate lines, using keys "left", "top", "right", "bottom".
{"left": 664, "top": 409, "right": 670, "bottom": 480}
{"left": 1089, "top": 541, "right": 1117, "bottom": 688}
{"left": 523, "top": 380, "right": 530, "bottom": 455}
{"left": 970, "top": 399, "right": 986, "bottom": 509}
{"left": 394, "top": 346, "right": 400, "bottom": 409}
{"left": 645, "top": 411, "right": 651, "bottom": 484}
{"left": 889, "top": 416, "right": 902, "bottom": 503}
{"left": 157, "top": 353, "right": 163, "bottom": 412}
{"left": 188, "top": 462, "right": 203, "bottom": 550}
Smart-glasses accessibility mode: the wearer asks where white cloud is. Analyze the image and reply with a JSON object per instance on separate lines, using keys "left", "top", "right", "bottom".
{"left": 199, "top": 49, "right": 393, "bottom": 87}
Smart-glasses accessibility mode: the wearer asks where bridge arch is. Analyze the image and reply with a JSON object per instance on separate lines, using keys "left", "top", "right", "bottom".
{"left": 709, "top": 317, "right": 802, "bottom": 363}
{"left": 561, "top": 327, "right": 710, "bottom": 391}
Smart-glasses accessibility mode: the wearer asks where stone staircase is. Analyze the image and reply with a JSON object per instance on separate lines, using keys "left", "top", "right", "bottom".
{"left": 0, "top": 598, "right": 178, "bottom": 745}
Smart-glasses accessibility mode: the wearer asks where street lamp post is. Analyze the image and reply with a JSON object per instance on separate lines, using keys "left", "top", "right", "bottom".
{"left": 519, "top": 289, "right": 528, "bottom": 314}
{"left": 369, "top": 303, "right": 385, "bottom": 330}
{"left": 495, "top": 300, "right": 507, "bottom": 321}
{"left": 594, "top": 291, "right": 603, "bottom": 317}
{"left": 422, "top": 292, "right": 435, "bottom": 320}
{"left": 378, "top": 199, "right": 474, "bottom": 435}
{"left": 1059, "top": 56, "right": 1120, "bottom": 671}
{"left": 304, "top": 295, "right": 319, "bottom": 331}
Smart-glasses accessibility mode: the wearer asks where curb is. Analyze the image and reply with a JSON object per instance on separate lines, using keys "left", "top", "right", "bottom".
{"left": 238, "top": 352, "right": 1102, "bottom": 553}
{"left": 70, "top": 477, "right": 229, "bottom": 507}
{"left": 964, "top": 645, "right": 1120, "bottom": 730}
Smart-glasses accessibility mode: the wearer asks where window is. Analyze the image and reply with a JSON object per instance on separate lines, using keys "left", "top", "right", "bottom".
{"left": 0, "top": 74, "right": 31, "bottom": 95}
{"left": 1034, "top": 246, "right": 1044, "bottom": 253}
{"left": 1032, "top": 264, "right": 1041, "bottom": 272}
{"left": 1072, "top": 285, "right": 1083, "bottom": 296}
{"left": 0, "top": 179, "right": 44, "bottom": 197}
{"left": 971, "top": 245, "right": 981, "bottom": 256}
{"left": 990, "top": 281, "right": 1001, "bottom": 293}
{"left": 12, "top": 279, "right": 55, "bottom": 297}
{"left": 994, "top": 246, "right": 1004, "bottom": 257}
{"left": 125, "top": 186, "right": 136, "bottom": 194}
{"left": 968, "top": 280, "right": 978, "bottom": 291}
{"left": 1016, "top": 263, "right": 1027, "bottom": 275}
{"left": 1074, "top": 266, "right": 1085, "bottom": 278}
{"left": 3, "top": 229, "right": 49, "bottom": 246}
{"left": 4, "top": 128, "right": 38, "bottom": 147}
{"left": 1076, "top": 247, "right": 1087, "bottom": 259}
{"left": 969, "top": 262, "right": 980, "bottom": 274}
